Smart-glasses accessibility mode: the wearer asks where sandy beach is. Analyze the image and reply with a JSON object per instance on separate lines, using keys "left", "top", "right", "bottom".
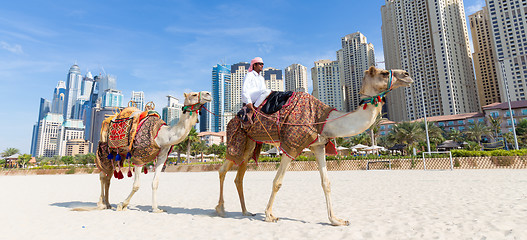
{"left": 1, "top": 169, "right": 526, "bottom": 239}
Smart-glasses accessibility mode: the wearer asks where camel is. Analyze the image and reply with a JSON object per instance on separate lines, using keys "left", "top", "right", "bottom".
{"left": 215, "top": 66, "right": 413, "bottom": 225}
{"left": 88, "top": 91, "right": 211, "bottom": 213}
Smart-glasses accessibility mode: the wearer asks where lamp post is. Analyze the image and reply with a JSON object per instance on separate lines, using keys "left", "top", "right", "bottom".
{"left": 418, "top": 71, "right": 431, "bottom": 153}
{"left": 498, "top": 59, "right": 519, "bottom": 150}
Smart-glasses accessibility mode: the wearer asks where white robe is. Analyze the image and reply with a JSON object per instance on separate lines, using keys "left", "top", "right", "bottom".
{"left": 241, "top": 71, "right": 271, "bottom": 107}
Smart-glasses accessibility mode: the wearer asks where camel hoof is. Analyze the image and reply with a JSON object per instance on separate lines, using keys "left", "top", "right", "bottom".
{"left": 330, "top": 218, "right": 350, "bottom": 226}
{"left": 265, "top": 214, "right": 278, "bottom": 223}
{"left": 215, "top": 205, "right": 226, "bottom": 217}
{"left": 116, "top": 203, "right": 127, "bottom": 211}
{"left": 242, "top": 211, "right": 255, "bottom": 217}
{"left": 152, "top": 208, "right": 165, "bottom": 213}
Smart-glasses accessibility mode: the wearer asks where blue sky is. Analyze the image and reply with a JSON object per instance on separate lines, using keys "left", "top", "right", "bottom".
{"left": 0, "top": 0, "right": 483, "bottom": 153}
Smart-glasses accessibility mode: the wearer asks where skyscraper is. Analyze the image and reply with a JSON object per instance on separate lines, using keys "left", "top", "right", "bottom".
{"left": 131, "top": 91, "right": 145, "bottom": 111}
{"left": 284, "top": 64, "right": 308, "bottom": 92}
{"left": 102, "top": 89, "right": 123, "bottom": 108}
{"left": 56, "top": 119, "right": 85, "bottom": 156}
{"left": 263, "top": 67, "right": 284, "bottom": 91}
{"left": 35, "top": 113, "right": 63, "bottom": 157}
{"left": 162, "top": 95, "right": 183, "bottom": 126}
{"left": 469, "top": 7, "right": 502, "bottom": 107}
{"left": 339, "top": 32, "right": 375, "bottom": 111}
{"left": 381, "top": 0, "right": 479, "bottom": 121}
{"left": 487, "top": 0, "right": 527, "bottom": 102}
{"left": 199, "top": 102, "right": 212, "bottom": 132}
{"left": 63, "top": 64, "right": 83, "bottom": 120}
{"left": 211, "top": 64, "right": 232, "bottom": 132}
{"left": 230, "top": 62, "right": 250, "bottom": 112}
{"left": 312, "top": 60, "right": 345, "bottom": 111}
{"left": 51, "top": 81, "right": 66, "bottom": 114}
{"left": 30, "top": 98, "right": 51, "bottom": 156}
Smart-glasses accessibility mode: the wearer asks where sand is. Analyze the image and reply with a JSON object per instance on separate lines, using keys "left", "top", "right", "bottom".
{"left": 1, "top": 169, "right": 526, "bottom": 239}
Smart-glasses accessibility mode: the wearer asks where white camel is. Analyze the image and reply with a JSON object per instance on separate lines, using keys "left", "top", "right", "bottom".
{"left": 215, "top": 67, "right": 413, "bottom": 225}
{"left": 92, "top": 91, "right": 211, "bottom": 213}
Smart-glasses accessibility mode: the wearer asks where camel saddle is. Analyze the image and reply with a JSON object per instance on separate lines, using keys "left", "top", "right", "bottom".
{"left": 96, "top": 108, "right": 165, "bottom": 176}
{"left": 226, "top": 92, "right": 336, "bottom": 165}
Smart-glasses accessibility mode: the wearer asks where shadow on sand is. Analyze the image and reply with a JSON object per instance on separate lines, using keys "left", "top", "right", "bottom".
{"left": 50, "top": 201, "right": 308, "bottom": 223}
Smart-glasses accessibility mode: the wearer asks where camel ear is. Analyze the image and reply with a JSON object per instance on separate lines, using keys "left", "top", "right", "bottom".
{"left": 366, "top": 66, "right": 377, "bottom": 77}
{"left": 184, "top": 93, "right": 188, "bottom": 98}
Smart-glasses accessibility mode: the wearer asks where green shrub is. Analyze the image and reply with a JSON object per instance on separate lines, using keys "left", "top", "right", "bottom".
{"left": 65, "top": 167, "right": 76, "bottom": 174}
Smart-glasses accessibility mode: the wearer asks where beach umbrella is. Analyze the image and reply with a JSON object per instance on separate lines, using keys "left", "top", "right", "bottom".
{"left": 302, "top": 148, "right": 311, "bottom": 152}
{"left": 352, "top": 144, "right": 368, "bottom": 149}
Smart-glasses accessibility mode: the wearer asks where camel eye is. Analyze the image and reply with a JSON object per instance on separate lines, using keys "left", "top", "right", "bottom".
{"left": 381, "top": 72, "right": 389, "bottom": 76}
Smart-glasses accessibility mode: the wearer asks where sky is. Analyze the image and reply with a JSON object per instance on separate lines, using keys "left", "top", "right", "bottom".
{"left": 0, "top": 0, "right": 484, "bottom": 154}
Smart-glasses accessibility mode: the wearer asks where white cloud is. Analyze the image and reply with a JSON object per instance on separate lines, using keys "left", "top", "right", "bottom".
{"left": 0, "top": 41, "right": 23, "bottom": 54}
{"left": 465, "top": 0, "right": 485, "bottom": 15}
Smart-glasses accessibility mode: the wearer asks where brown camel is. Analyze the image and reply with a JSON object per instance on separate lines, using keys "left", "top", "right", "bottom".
{"left": 215, "top": 66, "right": 413, "bottom": 225}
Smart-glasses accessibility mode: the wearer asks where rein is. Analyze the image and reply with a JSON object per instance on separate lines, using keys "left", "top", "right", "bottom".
{"left": 181, "top": 92, "right": 204, "bottom": 116}
{"left": 359, "top": 70, "right": 393, "bottom": 110}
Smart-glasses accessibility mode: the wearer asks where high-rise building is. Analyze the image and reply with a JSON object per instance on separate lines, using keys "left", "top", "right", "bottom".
{"left": 102, "top": 89, "right": 123, "bottom": 108}
{"left": 51, "top": 81, "right": 66, "bottom": 114}
{"left": 211, "top": 64, "right": 232, "bottom": 132}
{"left": 30, "top": 98, "right": 51, "bottom": 156}
{"left": 263, "top": 67, "right": 284, "bottom": 91}
{"left": 381, "top": 0, "right": 479, "bottom": 121}
{"left": 312, "top": 60, "right": 345, "bottom": 111}
{"left": 199, "top": 102, "right": 212, "bottom": 132}
{"left": 86, "top": 105, "right": 119, "bottom": 153}
{"left": 131, "top": 91, "right": 145, "bottom": 111}
{"left": 63, "top": 64, "right": 83, "bottom": 120}
{"left": 339, "top": 32, "right": 375, "bottom": 111}
{"left": 469, "top": 7, "right": 502, "bottom": 107}
{"left": 97, "top": 74, "right": 117, "bottom": 93}
{"left": 35, "top": 113, "right": 63, "bottom": 157}
{"left": 230, "top": 62, "right": 250, "bottom": 112}
{"left": 56, "top": 119, "right": 85, "bottom": 156}
{"left": 162, "top": 95, "right": 183, "bottom": 126}
{"left": 487, "top": 0, "right": 527, "bottom": 102}
{"left": 284, "top": 64, "right": 308, "bottom": 92}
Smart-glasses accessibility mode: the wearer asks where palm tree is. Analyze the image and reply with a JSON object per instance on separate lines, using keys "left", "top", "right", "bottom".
{"left": 368, "top": 113, "right": 388, "bottom": 146}
{"left": 463, "top": 122, "right": 492, "bottom": 147}
{"left": 180, "top": 128, "right": 199, "bottom": 162}
{"left": 350, "top": 132, "right": 371, "bottom": 146}
{"left": 417, "top": 121, "right": 445, "bottom": 150}
{"left": 1, "top": 148, "right": 20, "bottom": 158}
{"left": 515, "top": 119, "right": 527, "bottom": 147}
{"left": 18, "top": 154, "right": 32, "bottom": 168}
{"left": 487, "top": 116, "right": 502, "bottom": 140}
{"left": 387, "top": 121, "right": 425, "bottom": 153}
{"left": 446, "top": 128, "right": 464, "bottom": 143}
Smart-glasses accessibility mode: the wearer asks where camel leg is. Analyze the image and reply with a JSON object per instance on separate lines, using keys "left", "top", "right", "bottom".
{"left": 265, "top": 155, "right": 293, "bottom": 223}
{"left": 116, "top": 166, "right": 142, "bottom": 211}
{"left": 216, "top": 160, "right": 234, "bottom": 217}
{"left": 97, "top": 172, "right": 112, "bottom": 209}
{"left": 152, "top": 148, "right": 170, "bottom": 213}
{"left": 234, "top": 160, "right": 254, "bottom": 216}
{"left": 312, "top": 144, "right": 349, "bottom": 226}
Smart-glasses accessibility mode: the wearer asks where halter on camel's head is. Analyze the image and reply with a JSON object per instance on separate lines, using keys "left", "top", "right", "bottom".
{"left": 359, "top": 66, "right": 413, "bottom": 110}
{"left": 182, "top": 91, "right": 212, "bottom": 116}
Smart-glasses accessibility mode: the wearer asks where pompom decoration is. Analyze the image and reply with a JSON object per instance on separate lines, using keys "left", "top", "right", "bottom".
{"left": 113, "top": 170, "right": 118, "bottom": 178}
{"left": 107, "top": 153, "right": 114, "bottom": 160}
{"left": 115, "top": 154, "right": 122, "bottom": 161}
{"left": 143, "top": 166, "right": 148, "bottom": 174}
{"left": 117, "top": 170, "right": 124, "bottom": 179}
{"left": 126, "top": 152, "right": 131, "bottom": 159}
{"left": 127, "top": 170, "right": 132, "bottom": 178}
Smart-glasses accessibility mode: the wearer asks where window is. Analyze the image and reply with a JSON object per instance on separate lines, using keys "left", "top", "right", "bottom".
{"left": 490, "top": 111, "right": 499, "bottom": 117}
{"left": 457, "top": 120, "right": 464, "bottom": 125}
{"left": 448, "top": 121, "right": 455, "bottom": 126}
{"left": 468, "top": 119, "right": 475, "bottom": 124}
{"left": 438, "top": 122, "right": 445, "bottom": 126}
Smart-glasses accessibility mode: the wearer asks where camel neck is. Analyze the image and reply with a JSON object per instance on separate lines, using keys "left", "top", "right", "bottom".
{"left": 321, "top": 103, "right": 383, "bottom": 138}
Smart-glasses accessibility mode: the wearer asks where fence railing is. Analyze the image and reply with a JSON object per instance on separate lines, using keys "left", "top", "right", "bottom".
{"left": 165, "top": 156, "right": 527, "bottom": 172}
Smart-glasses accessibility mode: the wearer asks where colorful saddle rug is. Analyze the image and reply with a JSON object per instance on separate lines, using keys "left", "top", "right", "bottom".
{"left": 227, "top": 92, "right": 335, "bottom": 165}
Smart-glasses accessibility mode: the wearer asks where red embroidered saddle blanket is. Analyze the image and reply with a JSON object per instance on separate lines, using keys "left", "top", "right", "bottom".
{"left": 226, "top": 92, "right": 335, "bottom": 165}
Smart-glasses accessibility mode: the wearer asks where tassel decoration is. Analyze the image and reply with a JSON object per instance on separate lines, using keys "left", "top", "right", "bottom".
{"left": 127, "top": 170, "right": 132, "bottom": 178}
{"left": 113, "top": 170, "right": 118, "bottom": 178}
{"left": 363, "top": 104, "right": 368, "bottom": 110}
{"left": 117, "top": 170, "right": 124, "bottom": 179}
{"left": 115, "top": 154, "right": 122, "bottom": 161}
{"left": 107, "top": 153, "right": 114, "bottom": 160}
{"left": 143, "top": 166, "right": 148, "bottom": 174}
{"left": 126, "top": 152, "right": 131, "bottom": 159}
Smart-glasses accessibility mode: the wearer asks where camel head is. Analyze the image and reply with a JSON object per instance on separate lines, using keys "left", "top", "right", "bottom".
{"left": 359, "top": 66, "right": 413, "bottom": 97}
{"left": 181, "top": 91, "right": 212, "bottom": 116}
